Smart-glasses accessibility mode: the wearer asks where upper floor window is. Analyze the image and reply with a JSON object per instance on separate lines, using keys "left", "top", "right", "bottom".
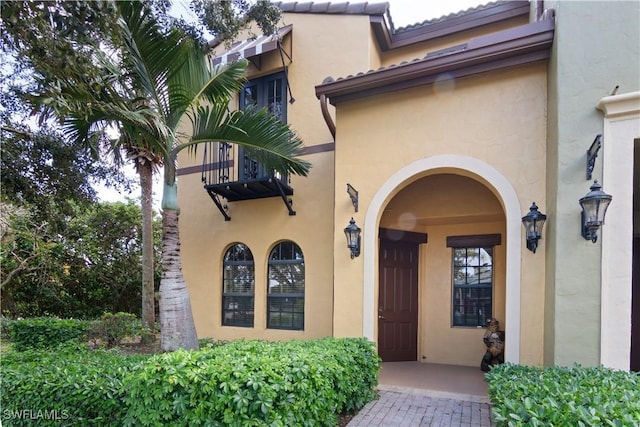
{"left": 222, "top": 243, "right": 255, "bottom": 327}
{"left": 267, "top": 241, "right": 304, "bottom": 330}
{"left": 240, "top": 72, "right": 287, "bottom": 122}
{"left": 238, "top": 72, "right": 288, "bottom": 181}
{"left": 447, "top": 234, "right": 501, "bottom": 328}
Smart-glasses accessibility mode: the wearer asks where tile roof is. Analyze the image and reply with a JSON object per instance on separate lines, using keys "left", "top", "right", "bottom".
{"left": 272, "top": 1, "right": 389, "bottom": 16}
{"left": 273, "top": 1, "right": 512, "bottom": 34}
{"left": 315, "top": 18, "right": 555, "bottom": 104}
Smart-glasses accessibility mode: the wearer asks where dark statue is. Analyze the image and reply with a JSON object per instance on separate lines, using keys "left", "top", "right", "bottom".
{"left": 481, "top": 317, "right": 505, "bottom": 372}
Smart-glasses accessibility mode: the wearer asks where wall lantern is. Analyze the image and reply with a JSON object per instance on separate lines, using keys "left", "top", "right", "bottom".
{"left": 521, "top": 202, "right": 547, "bottom": 253}
{"left": 579, "top": 180, "right": 612, "bottom": 243}
{"left": 344, "top": 217, "right": 361, "bottom": 259}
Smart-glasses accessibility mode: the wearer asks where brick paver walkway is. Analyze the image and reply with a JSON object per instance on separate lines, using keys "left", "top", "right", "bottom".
{"left": 347, "top": 390, "right": 494, "bottom": 426}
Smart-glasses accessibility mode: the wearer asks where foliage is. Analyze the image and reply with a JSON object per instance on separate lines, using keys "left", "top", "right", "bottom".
{"left": 88, "top": 312, "right": 150, "bottom": 347}
{"left": 122, "top": 338, "right": 379, "bottom": 426}
{"left": 486, "top": 363, "right": 640, "bottom": 426}
{"left": 1, "top": 343, "right": 149, "bottom": 427}
{"left": 1, "top": 337, "right": 378, "bottom": 426}
{"left": 63, "top": 202, "right": 162, "bottom": 318}
{"left": 0, "top": 121, "right": 121, "bottom": 225}
{"left": 191, "top": 0, "right": 282, "bottom": 44}
{"left": 198, "top": 337, "right": 229, "bottom": 348}
{"left": 1, "top": 316, "right": 12, "bottom": 340}
{"left": 3, "top": 0, "right": 311, "bottom": 351}
{"left": 8, "top": 318, "right": 90, "bottom": 351}
{"left": 1, "top": 200, "right": 161, "bottom": 319}
{"left": 1, "top": 1, "right": 119, "bottom": 87}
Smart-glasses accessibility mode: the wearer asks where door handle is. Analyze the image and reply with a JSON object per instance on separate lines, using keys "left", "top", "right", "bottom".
{"left": 378, "top": 315, "right": 385, "bottom": 319}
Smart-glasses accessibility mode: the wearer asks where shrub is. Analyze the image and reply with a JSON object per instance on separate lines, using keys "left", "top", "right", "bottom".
{"left": 1, "top": 317, "right": 12, "bottom": 341}
{"left": 1, "top": 337, "right": 379, "bottom": 426}
{"left": 88, "top": 312, "right": 148, "bottom": 347}
{"left": 486, "top": 363, "right": 640, "bottom": 426}
{"left": 198, "top": 337, "right": 228, "bottom": 349}
{"left": 122, "top": 337, "right": 380, "bottom": 426}
{"left": 8, "top": 317, "right": 90, "bottom": 351}
{"left": 1, "top": 343, "right": 149, "bottom": 426}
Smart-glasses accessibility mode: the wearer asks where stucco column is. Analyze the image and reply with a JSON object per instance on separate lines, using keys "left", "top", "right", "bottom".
{"left": 597, "top": 91, "right": 640, "bottom": 370}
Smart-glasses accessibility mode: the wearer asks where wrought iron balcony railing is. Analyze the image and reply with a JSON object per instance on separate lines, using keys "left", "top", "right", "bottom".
{"left": 201, "top": 142, "right": 295, "bottom": 220}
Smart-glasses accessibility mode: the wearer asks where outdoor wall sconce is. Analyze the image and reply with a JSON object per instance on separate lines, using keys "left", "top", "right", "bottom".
{"left": 521, "top": 202, "right": 547, "bottom": 253}
{"left": 579, "top": 180, "right": 612, "bottom": 243}
{"left": 347, "top": 183, "right": 359, "bottom": 212}
{"left": 344, "top": 218, "right": 361, "bottom": 259}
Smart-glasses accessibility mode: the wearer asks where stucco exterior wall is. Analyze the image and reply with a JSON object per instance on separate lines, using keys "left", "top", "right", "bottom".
{"left": 544, "top": 0, "right": 640, "bottom": 367}
{"left": 419, "top": 221, "right": 506, "bottom": 367}
{"left": 177, "top": 7, "right": 553, "bottom": 366}
{"left": 332, "top": 63, "right": 547, "bottom": 366}
{"left": 177, "top": 13, "right": 373, "bottom": 341}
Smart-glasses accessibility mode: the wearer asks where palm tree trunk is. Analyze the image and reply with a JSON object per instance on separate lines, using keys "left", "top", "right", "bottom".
{"left": 139, "top": 161, "right": 155, "bottom": 330}
{"left": 159, "top": 207, "right": 199, "bottom": 351}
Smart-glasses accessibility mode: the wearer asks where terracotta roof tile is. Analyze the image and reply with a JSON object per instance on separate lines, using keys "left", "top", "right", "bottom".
{"left": 273, "top": 1, "right": 389, "bottom": 16}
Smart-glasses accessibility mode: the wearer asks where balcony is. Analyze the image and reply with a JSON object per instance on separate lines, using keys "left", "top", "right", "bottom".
{"left": 201, "top": 142, "right": 295, "bottom": 220}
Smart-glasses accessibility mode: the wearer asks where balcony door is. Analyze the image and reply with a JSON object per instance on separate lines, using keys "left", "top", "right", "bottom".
{"left": 239, "top": 72, "right": 287, "bottom": 180}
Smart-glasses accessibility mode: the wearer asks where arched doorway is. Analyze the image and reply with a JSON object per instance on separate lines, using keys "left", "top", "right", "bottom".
{"left": 363, "top": 155, "right": 523, "bottom": 363}
{"left": 377, "top": 174, "right": 506, "bottom": 365}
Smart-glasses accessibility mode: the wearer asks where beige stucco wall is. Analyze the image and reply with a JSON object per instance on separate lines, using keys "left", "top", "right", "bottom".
{"left": 177, "top": 13, "right": 375, "bottom": 341}
{"left": 420, "top": 222, "right": 506, "bottom": 366}
{"left": 332, "top": 63, "right": 548, "bottom": 366}
{"left": 178, "top": 10, "right": 549, "bottom": 366}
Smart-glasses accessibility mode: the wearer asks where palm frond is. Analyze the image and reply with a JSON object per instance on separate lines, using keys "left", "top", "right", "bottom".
{"left": 183, "top": 104, "right": 311, "bottom": 177}
{"left": 117, "top": 1, "right": 194, "bottom": 124}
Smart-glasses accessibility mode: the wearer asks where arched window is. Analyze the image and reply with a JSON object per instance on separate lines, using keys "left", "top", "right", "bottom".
{"left": 222, "top": 243, "right": 254, "bottom": 327}
{"left": 267, "top": 241, "right": 304, "bottom": 330}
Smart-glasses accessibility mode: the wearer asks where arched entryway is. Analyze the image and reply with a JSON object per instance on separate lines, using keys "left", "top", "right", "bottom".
{"left": 377, "top": 174, "right": 506, "bottom": 366}
{"left": 363, "top": 155, "right": 523, "bottom": 364}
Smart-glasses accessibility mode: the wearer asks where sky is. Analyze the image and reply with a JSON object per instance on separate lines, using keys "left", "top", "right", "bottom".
{"left": 373, "top": 0, "right": 486, "bottom": 27}
{"left": 168, "top": 0, "right": 487, "bottom": 29}
{"left": 97, "top": 0, "right": 487, "bottom": 205}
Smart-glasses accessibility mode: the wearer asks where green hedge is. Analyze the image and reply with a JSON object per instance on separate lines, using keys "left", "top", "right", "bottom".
{"left": 1, "top": 337, "right": 379, "bottom": 426}
{"left": 486, "top": 363, "right": 640, "bottom": 426}
{"left": 1, "top": 344, "right": 148, "bottom": 426}
{"left": 87, "top": 312, "right": 149, "bottom": 347}
{"left": 122, "top": 338, "right": 379, "bottom": 426}
{"left": 9, "top": 317, "right": 90, "bottom": 351}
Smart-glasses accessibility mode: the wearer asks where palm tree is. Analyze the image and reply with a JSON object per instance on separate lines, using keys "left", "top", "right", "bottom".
{"left": 39, "top": 1, "right": 310, "bottom": 350}
{"left": 113, "top": 1, "right": 312, "bottom": 351}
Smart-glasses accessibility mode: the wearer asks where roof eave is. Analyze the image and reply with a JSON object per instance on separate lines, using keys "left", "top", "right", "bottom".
{"left": 372, "top": 1, "right": 531, "bottom": 51}
{"left": 316, "top": 18, "right": 555, "bottom": 105}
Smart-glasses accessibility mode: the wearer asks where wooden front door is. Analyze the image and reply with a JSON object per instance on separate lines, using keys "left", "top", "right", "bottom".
{"left": 378, "top": 238, "right": 419, "bottom": 362}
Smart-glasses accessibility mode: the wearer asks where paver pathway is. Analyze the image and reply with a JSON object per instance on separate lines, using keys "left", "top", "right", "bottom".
{"left": 347, "top": 389, "right": 494, "bottom": 426}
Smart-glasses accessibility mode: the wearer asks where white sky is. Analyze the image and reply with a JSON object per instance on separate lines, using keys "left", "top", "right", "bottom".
{"left": 97, "top": 0, "right": 486, "bottom": 205}
{"left": 385, "top": 0, "right": 486, "bottom": 26}
{"left": 168, "top": 0, "right": 488, "bottom": 29}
